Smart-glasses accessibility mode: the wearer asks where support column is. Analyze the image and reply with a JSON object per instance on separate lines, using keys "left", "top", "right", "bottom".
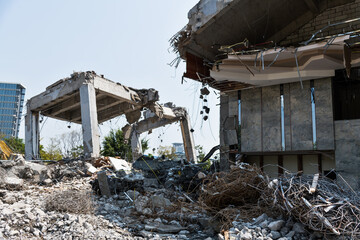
{"left": 80, "top": 83, "right": 100, "bottom": 159}
{"left": 25, "top": 103, "right": 39, "bottom": 160}
{"left": 180, "top": 111, "right": 197, "bottom": 163}
{"left": 131, "top": 129, "right": 143, "bottom": 161}
{"left": 220, "top": 93, "right": 230, "bottom": 171}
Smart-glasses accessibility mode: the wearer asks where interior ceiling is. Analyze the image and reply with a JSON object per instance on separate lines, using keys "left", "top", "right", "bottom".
{"left": 40, "top": 91, "right": 136, "bottom": 124}
{"left": 182, "top": 0, "right": 354, "bottom": 62}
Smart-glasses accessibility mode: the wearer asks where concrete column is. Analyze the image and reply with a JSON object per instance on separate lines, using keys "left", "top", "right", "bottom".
{"left": 180, "top": 112, "right": 197, "bottom": 163}
{"left": 219, "top": 93, "right": 230, "bottom": 170}
{"left": 80, "top": 83, "right": 100, "bottom": 159}
{"left": 131, "top": 130, "right": 143, "bottom": 161}
{"left": 25, "top": 103, "right": 39, "bottom": 160}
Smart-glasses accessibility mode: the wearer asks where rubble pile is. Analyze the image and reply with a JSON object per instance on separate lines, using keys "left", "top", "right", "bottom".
{"left": 0, "top": 178, "right": 142, "bottom": 240}
{"left": 0, "top": 155, "right": 358, "bottom": 239}
{"left": 224, "top": 214, "right": 317, "bottom": 240}
{"left": 272, "top": 173, "right": 360, "bottom": 238}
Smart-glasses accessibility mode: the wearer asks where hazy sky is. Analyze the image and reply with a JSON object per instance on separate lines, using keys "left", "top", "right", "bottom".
{"left": 0, "top": 0, "right": 220, "bottom": 154}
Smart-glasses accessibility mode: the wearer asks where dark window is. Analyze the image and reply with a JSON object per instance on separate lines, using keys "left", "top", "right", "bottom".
{"left": 333, "top": 68, "right": 360, "bottom": 120}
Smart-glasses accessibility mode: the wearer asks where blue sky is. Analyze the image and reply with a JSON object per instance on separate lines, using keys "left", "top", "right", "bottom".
{"left": 0, "top": 0, "right": 220, "bottom": 153}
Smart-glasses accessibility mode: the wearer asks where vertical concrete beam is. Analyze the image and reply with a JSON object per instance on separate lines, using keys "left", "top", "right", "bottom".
{"left": 219, "top": 93, "right": 230, "bottom": 170}
{"left": 335, "top": 119, "right": 360, "bottom": 190}
{"left": 131, "top": 130, "right": 143, "bottom": 162}
{"left": 241, "top": 88, "right": 262, "bottom": 152}
{"left": 283, "top": 84, "right": 292, "bottom": 151}
{"left": 262, "top": 85, "right": 281, "bottom": 151}
{"left": 314, "top": 78, "right": 334, "bottom": 150}
{"left": 227, "top": 91, "right": 239, "bottom": 146}
{"left": 25, "top": 103, "right": 39, "bottom": 160}
{"left": 290, "top": 81, "right": 313, "bottom": 150}
{"left": 180, "top": 112, "right": 197, "bottom": 163}
{"left": 80, "top": 83, "right": 100, "bottom": 159}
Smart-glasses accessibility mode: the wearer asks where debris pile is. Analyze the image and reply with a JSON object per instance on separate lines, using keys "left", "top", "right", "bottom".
{"left": 224, "top": 213, "right": 316, "bottom": 240}
{"left": 0, "top": 155, "right": 358, "bottom": 239}
{"left": 0, "top": 178, "right": 141, "bottom": 239}
{"left": 273, "top": 173, "right": 360, "bottom": 238}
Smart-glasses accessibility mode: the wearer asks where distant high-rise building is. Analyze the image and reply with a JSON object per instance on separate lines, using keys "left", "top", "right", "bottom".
{"left": 0, "top": 82, "right": 25, "bottom": 138}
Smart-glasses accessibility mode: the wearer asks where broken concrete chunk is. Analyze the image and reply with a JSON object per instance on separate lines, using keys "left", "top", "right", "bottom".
{"left": 4, "top": 177, "right": 23, "bottom": 190}
{"left": 108, "top": 157, "right": 131, "bottom": 172}
{"left": 268, "top": 220, "right": 285, "bottom": 231}
{"left": 85, "top": 163, "right": 98, "bottom": 175}
{"left": 145, "top": 223, "right": 185, "bottom": 234}
{"left": 97, "top": 171, "right": 111, "bottom": 197}
{"left": 135, "top": 195, "right": 150, "bottom": 214}
{"left": 150, "top": 194, "right": 172, "bottom": 210}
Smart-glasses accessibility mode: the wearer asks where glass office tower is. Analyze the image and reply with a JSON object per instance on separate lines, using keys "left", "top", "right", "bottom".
{"left": 0, "top": 82, "right": 25, "bottom": 138}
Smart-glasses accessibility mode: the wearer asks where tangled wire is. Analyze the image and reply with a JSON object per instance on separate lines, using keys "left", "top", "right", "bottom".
{"left": 199, "top": 163, "right": 360, "bottom": 238}
{"left": 273, "top": 174, "right": 360, "bottom": 238}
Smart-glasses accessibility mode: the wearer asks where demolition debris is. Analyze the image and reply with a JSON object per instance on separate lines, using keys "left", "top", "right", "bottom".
{"left": 0, "top": 154, "right": 359, "bottom": 239}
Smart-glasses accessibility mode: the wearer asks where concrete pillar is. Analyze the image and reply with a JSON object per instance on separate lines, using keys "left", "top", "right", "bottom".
{"left": 180, "top": 112, "right": 197, "bottom": 163}
{"left": 131, "top": 129, "right": 143, "bottom": 161}
{"left": 80, "top": 83, "right": 100, "bottom": 159}
{"left": 219, "top": 93, "right": 230, "bottom": 170}
{"left": 25, "top": 103, "right": 39, "bottom": 160}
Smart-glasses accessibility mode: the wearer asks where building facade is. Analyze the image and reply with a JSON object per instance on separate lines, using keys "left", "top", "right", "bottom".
{"left": 0, "top": 82, "right": 25, "bottom": 138}
{"left": 174, "top": 0, "right": 360, "bottom": 188}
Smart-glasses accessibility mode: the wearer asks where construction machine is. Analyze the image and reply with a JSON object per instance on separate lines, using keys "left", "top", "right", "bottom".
{"left": 0, "top": 140, "right": 13, "bottom": 160}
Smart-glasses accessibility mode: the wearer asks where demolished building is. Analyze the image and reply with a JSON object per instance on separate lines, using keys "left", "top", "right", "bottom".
{"left": 25, "top": 71, "right": 196, "bottom": 162}
{"left": 172, "top": 0, "right": 360, "bottom": 188}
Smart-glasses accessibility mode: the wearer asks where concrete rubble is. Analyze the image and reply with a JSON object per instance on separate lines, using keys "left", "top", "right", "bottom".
{"left": 0, "top": 155, "right": 357, "bottom": 239}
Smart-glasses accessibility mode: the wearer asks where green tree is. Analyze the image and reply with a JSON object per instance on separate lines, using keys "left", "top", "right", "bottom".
{"left": 101, "top": 129, "right": 132, "bottom": 160}
{"left": 195, "top": 145, "right": 205, "bottom": 162}
{"left": 40, "top": 138, "right": 63, "bottom": 160}
{"left": 141, "top": 138, "right": 149, "bottom": 153}
{"left": 4, "top": 137, "right": 25, "bottom": 154}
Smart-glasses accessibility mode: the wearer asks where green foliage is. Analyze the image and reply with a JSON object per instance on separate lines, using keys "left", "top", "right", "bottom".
{"left": 101, "top": 129, "right": 132, "bottom": 160}
{"left": 195, "top": 145, "right": 205, "bottom": 162}
{"left": 59, "top": 130, "right": 83, "bottom": 158}
{"left": 69, "top": 145, "right": 83, "bottom": 159}
{"left": 157, "top": 145, "right": 177, "bottom": 160}
{"left": 40, "top": 138, "right": 63, "bottom": 160}
{"left": 141, "top": 138, "right": 149, "bottom": 153}
{"left": 4, "top": 137, "right": 25, "bottom": 154}
{"left": 201, "top": 159, "right": 212, "bottom": 170}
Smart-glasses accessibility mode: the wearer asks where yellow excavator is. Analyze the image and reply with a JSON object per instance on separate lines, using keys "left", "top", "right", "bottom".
{"left": 0, "top": 140, "right": 13, "bottom": 160}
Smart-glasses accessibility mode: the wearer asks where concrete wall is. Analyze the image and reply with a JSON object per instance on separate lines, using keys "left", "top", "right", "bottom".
{"left": 283, "top": 155, "right": 298, "bottom": 173}
{"left": 263, "top": 156, "right": 278, "bottom": 178}
{"left": 262, "top": 86, "right": 281, "bottom": 151}
{"left": 240, "top": 78, "right": 334, "bottom": 153}
{"left": 281, "top": 0, "right": 360, "bottom": 46}
{"left": 315, "top": 78, "right": 335, "bottom": 150}
{"left": 246, "top": 154, "right": 335, "bottom": 176}
{"left": 335, "top": 119, "right": 360, "bottom": 189}
{"left": 303, "top": 155, "right": 319, "bottom": 175}
{"left": 241, "top": 88, "right": 262, "bottom": 152}
{"left": 289, "top": 81, "right": 313, "bottom": 150}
